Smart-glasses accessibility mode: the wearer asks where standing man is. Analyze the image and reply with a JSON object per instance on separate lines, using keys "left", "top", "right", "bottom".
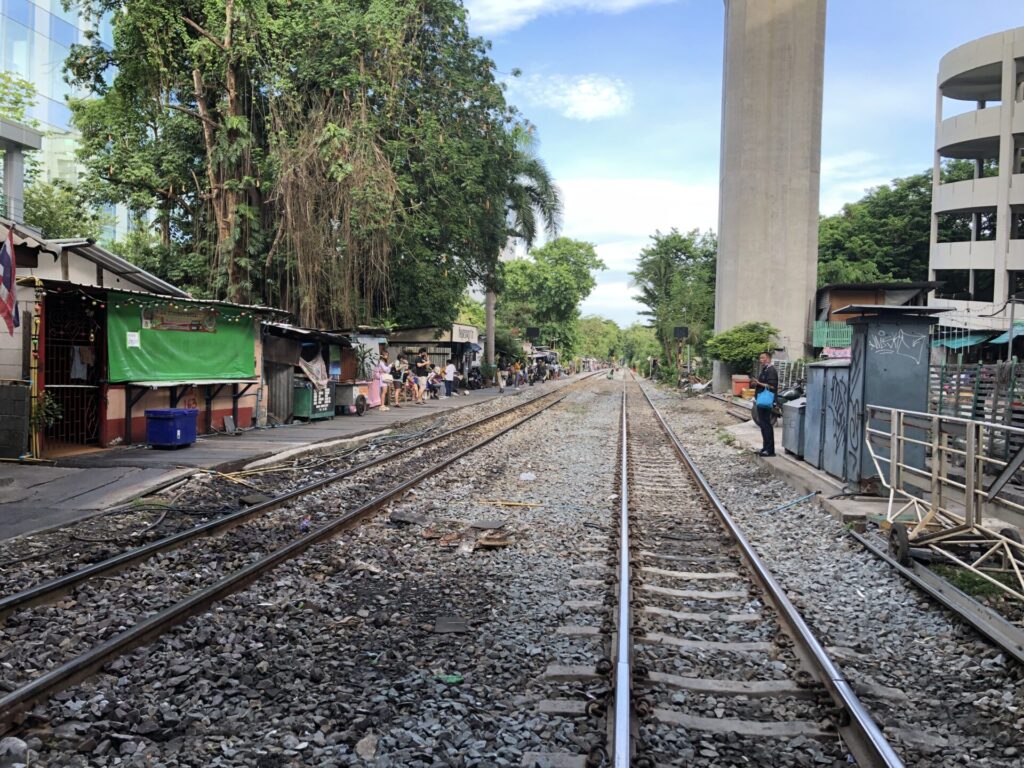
{"left": 753, "top": 350, "right": 778, "bottom": 457}
{"left": 414, "top": 347, "right": 431, "bottom": 404}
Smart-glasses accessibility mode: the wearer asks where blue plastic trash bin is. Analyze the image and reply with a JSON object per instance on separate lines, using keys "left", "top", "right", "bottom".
{"left": 145, "top": 408, "right": 198, "bottom": 448}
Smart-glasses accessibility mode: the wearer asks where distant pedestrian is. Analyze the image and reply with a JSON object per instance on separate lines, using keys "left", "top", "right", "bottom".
{"left": 444, "top": 358, "right": 456, "bottom": 398}
{"left": 754, "top": 350, "right": 778, "bottom": 457}
{"left": 376, "top": 351, "right": 392, "bottom": 411}
{"left": 414, "top": 347, "right": 431, "bottom": 404}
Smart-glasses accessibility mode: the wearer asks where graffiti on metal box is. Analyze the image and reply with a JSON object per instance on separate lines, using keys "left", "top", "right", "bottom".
{"left": 868, "top": 329, "right": 927, "bottom": 365}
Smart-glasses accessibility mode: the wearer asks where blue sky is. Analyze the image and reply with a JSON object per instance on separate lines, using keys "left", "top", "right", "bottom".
{"left": 463, "top": 0, "right": 1024, "bottom": 326}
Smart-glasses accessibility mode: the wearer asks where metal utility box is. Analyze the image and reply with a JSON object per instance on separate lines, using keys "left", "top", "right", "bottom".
{"left": 293, "top": 381, "right": 335, "bottom": 421}
{"left": 842, "top": 306, "right": 944, "bottom": 490}
{"left": 803, "top": 359, "right": 850, "bottom": 473}
{"left": 145, "top": 408, "right": 198, "bottom": 448}
{"left": 782, "top": 397, "right": 806, "bottom": 457}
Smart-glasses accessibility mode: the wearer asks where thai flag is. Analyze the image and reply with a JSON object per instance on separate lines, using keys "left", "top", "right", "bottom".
{"left": 0, "top": 227, "right": 19, "bottom": 336}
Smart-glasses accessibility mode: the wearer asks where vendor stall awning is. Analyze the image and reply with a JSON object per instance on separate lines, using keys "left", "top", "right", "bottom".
{"left": 987, "top": 325, "right": 1024, "bottom": 344}
{"left": 931, "top": 333, "right": 993, "bottom": 349}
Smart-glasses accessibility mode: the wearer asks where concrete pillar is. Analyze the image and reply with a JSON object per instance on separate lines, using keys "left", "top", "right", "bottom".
{"left": 2, "top": 144, "right": 25, "bottom": 222}
{"left": 713, "top": 0, "right": 827, "bottom": 391}
{"left": 994, "top": 49, "right": 1015, "bottom": 308}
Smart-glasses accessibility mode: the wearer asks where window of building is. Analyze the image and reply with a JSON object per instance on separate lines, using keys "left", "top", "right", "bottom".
{"left": 934, "top": 269, "right": 971, "bottom": 299}
{"left": 48, "top": 0, "right": 77, "bottom": 25}
{"left": 3, "top": 20, "right": 32, "bottom": 79}
{"left": 49, "top": 14, "right": 74, "bottom": 48}
{"left": 3, "top": 0, "right": 33, "bottom": 28}
{"left": 936, "top": 212, "right": 974, "bottom": 242}
{"left": 1009, "top": 271, "right": 1024, "bottom": 299}
{"left": 973, "top": 269, "right": 994, "bottom": 302}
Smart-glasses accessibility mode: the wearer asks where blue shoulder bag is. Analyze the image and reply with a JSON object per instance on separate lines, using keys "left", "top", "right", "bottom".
{"left": 755, "top": 388, "right": 775, "bottom": 408}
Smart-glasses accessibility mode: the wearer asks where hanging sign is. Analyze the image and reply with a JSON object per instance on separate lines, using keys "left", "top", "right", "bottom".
{"left": 142, "top": 305, "right": 217, "bottom": 333}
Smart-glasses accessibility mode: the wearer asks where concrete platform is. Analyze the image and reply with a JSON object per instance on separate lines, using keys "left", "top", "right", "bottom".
{"left": 723, "top": 418, "right": 890, "bottom": 524}
{"left": 0, "top": 381, "right": 562, "bottom": 542}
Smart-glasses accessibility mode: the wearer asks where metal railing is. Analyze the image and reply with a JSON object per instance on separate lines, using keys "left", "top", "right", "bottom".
{"left": 865, "top": 405, "right": 1024, "bottom": 600}
{"left": 613, "top": 384, "right": 632, "bottom": 766}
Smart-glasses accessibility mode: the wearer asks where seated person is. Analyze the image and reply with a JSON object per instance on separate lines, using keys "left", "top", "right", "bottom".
{"left": 426, "top": 368, "right": 444, "bottom": 399}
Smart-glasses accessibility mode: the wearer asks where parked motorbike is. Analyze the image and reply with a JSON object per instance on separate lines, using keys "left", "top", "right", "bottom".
{"left": 466, "top": 367, "right": 483, "bottom": 390}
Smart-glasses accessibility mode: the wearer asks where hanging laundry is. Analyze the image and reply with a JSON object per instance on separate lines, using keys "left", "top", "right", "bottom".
{"left": 70, "top": 346, "right": 89, "bottom": 381}
{"left": 297, "top": 355, "right": 329, "bottom": 390}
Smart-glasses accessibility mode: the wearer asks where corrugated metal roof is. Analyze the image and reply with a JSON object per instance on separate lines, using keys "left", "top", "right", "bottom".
{"left": 49, "top": 238, "right": 191, "bottom": 298}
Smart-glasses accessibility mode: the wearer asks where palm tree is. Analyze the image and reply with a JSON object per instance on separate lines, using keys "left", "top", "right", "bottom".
{"left": 486, "top": 130, "right": 562, "bottom": 365}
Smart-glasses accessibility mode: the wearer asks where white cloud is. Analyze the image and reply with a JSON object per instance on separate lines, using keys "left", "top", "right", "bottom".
{"left": 580, "top": 280, "right": 644, "bottom": 326}
{"left": 558, "top": 177, "right": 718, "bottom": 240}
{"left": 508, "top": 74, "right": 633, "bottom": 121}
{"left": 551, "top": 176, "right": 719, "bottom": 324}
{"left": 818, "top": 151, "right": 920, "bottom": 215}
{"left": 464, "top": 0, "right": 674, "bottom": 35}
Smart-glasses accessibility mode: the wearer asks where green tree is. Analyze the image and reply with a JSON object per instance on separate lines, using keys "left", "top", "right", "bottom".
{"left": 67, "top": 0, "right": 527, "bottom": 330}
{"left": 630, "top": 228, "right": 716, "bottom": 363}
{"left": 24, "top": 180, "right": 109, "bottom": 239}
{"left": 498, "top": 237, "right": 605, "bottom": 357}
{"left": 577, "top": 315, "right": 621, "bottom": 360}
{"left": 817, "top": 160, "right": 978, "bottom": 287}
{"left": 620, "top": 323, "right": 660, "bottom": 370}
{"left": 705, "top": 321, "right": 779, "bottom": 373}
{"left": 487, "top": 128, "right": 563, "bottom": 364}
{"left": 0, "top": 71, "right": 35, "bottom": 123}
{"left": 456, "top": 294, "right": 486, "bottom": 328}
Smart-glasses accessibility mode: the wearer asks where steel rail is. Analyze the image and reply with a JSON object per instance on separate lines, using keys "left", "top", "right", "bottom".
{"left": 0, "top": 385, "right": 581, "bottom": 732}
{"left": 634, "top": 378, "right": 904, "bottom": 768}
{"left": 850, "top": 531, "right": 1024, "bottom": 667}
{"left": 612, "top": 383, "right": 631, "bottom": 766}
{"left": 0, "top": 373, "right": 599, "bottom": 620}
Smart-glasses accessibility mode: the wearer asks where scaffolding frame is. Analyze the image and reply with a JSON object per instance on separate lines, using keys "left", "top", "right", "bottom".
{"left": 865, "top": 405, "right": 1024, "bottom": 601}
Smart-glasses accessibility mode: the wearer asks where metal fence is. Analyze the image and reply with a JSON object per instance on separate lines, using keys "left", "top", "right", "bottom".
{"left": 928, "top": 363, "right": 1024, "bottom": 455}
{"left": 865, "top": 405, "right": 1024, "bottom": 600}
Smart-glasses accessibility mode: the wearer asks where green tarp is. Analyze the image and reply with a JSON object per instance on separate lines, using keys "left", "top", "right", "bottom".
{"left": 107, "top": 292, "right": 256, "bottom": 382}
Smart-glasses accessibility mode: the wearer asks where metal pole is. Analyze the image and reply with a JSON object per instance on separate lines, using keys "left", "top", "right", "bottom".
{"left": 1008, "top": 297, "right": 1015, "bottom": 364}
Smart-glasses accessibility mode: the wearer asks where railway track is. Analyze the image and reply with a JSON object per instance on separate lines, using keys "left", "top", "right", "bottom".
{"left": 606, "top": 378, "right": 901, "bottom": 767}
{"left": 0, "top": 374, "right": 598, "bottom": 732}
{"left": 0, "top": 381, "right": 581, "bottom": 595}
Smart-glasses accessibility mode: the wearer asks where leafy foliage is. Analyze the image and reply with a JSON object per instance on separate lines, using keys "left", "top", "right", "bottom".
{"left": 577, "top": 315, "right": 621, "bottom": 360}
{"left": 620, "top": 323, "right": 659, "bottom": 370}
{"left": 630, "top": 228, "right": 716, "bottom": 363}
{"left": 817, "top": 160, "right": 977, "bottom": 287}
{"left": 66, "top": 0, "right": 527, "bottom": 329}
{"left": 497, "top": 237, "right": 605, "bottom": 357}
{"left": 0, "top": 71, "right": 35, "bottom": 123}
{"left": 704, "top": 321, "right": 779, "bottom": 372}
{"left": 25, "top": 181, "right": 109, "bottom": 240}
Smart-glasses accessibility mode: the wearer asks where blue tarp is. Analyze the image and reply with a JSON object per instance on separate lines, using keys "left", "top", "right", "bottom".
{"left": 931, "top": 332, "right": 995, "bottom": 349}
{"left": 988, "top": 324, "right": 1024, "bottom": 344}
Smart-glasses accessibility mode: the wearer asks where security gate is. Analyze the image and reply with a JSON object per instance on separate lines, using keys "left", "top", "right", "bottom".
{"left": 43, "top": 291, "right": 103, "bottom": 446}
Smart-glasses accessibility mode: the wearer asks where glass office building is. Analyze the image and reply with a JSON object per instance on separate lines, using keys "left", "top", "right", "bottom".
{"left": 0, "top": 0, "right": 117, "bottom": 231}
